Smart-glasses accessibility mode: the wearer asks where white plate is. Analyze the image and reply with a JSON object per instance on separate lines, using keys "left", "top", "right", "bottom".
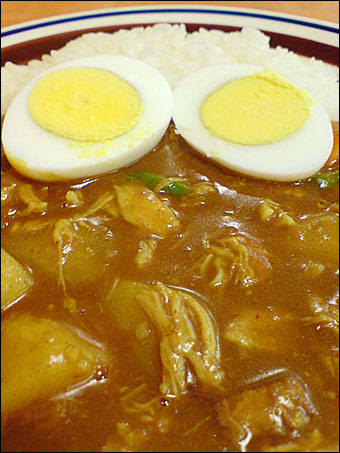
{"left": 1, "top": 4, "right": 339, "bottom": 48}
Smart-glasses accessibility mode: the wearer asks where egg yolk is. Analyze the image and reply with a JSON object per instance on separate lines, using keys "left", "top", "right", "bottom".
{"left": 28, "top": 67, "right": 143, "bottom": 142}
{"left": 200, "top": 69, "right": 314, "bottom": 146}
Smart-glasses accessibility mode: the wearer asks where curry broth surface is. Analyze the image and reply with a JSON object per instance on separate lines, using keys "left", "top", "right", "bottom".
{"left": 1, "top": 124, "right": 339, "bottom": 452}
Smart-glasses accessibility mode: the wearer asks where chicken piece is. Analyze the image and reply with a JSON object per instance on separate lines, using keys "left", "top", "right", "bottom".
{"left": 1, "top": 177, "right": 47, "bottom": 215}
{"left": 16, "top": 182, "right": 48, "bottom": 215}
{"left": 1, "top": 314, "right": 108, "bottom": 416}
{"left": 299, "top": 213, "right": 339, "bottom": 265}
{"left": 75, "top": 192, "right": 119, "bottom": 218}
{"left": 136, "top": 283, "right": 225, "bottom": 396}
{"left": 259, "top": 198, "right": 296, "bottom": 228}
{"left": 198, "top": 234, "right": 271, "bottom": 289}
{"left": 217, "top": 376, "right": 316, "bottom": 448}
{"left": 135, "top": 239, "right": 157, "bottom": 268}
{"left": 114, "top": 183, "right": 180, "bottom": 237}
{"left": 306, "top": 295, "right": 339, "bottom": 336}
{"left": 106, "top": 280, "right": 224, "bottom": 396}
{"left": 1, "top": 248, "right": 33, "bottom": 311}
{"left": 224, "top": 308, "right": 296, "bottom": 353}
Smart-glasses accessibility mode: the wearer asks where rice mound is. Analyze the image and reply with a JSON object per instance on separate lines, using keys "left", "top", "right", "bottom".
{"left": 1, "top": 24, "right": 339, "bottom": 121}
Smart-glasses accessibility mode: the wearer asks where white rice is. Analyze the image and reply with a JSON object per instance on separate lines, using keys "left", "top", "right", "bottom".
{"left": 1, "top": 24, "right": 339, "bottom": 120}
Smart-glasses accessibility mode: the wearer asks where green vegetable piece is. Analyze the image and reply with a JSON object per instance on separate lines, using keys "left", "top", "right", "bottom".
{"left": 128, "top": 172, "right": 163, "bottom": 187}
{"left": 314, "top": 169, "right": 339, "bottom": 189}
{"left": 128, "top": 172, "right": 192, "bottom": 196}
{"left": 160, "top": 182, "right": 192, "bottom": 196}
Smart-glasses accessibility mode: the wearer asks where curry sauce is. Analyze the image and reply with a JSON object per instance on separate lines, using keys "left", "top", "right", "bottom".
{"left": 1, "top": 124, "right": 339, "bottom": 452}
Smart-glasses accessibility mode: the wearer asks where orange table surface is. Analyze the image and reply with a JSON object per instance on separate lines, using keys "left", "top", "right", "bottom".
{"left": 1, "top": 1, "right": 339, "bottom": 28}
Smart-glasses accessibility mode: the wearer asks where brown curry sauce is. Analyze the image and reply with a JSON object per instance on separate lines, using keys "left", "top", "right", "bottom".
{"left": 1, "top": 123, "right": 339, "bottom": 452}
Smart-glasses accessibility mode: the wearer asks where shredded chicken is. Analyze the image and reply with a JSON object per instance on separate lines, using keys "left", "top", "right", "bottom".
{"left": 136, "top": 283, "right": 224, "bottom": 397}
{"left": 75, "top": 192, "right": 119, "bottom": 219}
{"left": 259, "top": 199, "right": 296, "bottom": 227}
{"left": 65, "top": 190, "right": 84, "bottom": 207}
{"left": 135, "top": 239, "right": 157, "bottom": 268}
{"left": 154, "top": 176, "right": 188, "bottom": 193}
{"left": 52, "top": 219, "right": 77, "bottom": 312}
{"left": 16, "top": 183, "right": 48, "bottom": 215}
{"left": 198, "top": 234, "right": 271, "bottom": 288}
{"left": 190, "top": 182, "right": 217, "bottom": 196}
{"left": 304, "top": 296, "right": 339, "bottom": 335}
{"left": 102, "top": 384, "right": 170, "bottom": 452}
{"left": 119, "top": 383, "right": 166, "bottom": 425}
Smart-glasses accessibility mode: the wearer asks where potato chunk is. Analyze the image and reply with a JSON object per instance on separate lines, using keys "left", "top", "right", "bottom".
{"left": 105, "top": 280, "right": 161, "bottom": 386}
{"left": 114, "top": 183, "right": 180, "bottom": 237}
{"left": 217, "top": 376, "right": 316, "bottom": 448}
{"left": 1, "top": 248, "right": 33, "bottom": 311}
{"left": 52, "top": 219, "right": 116, "bottom": 290}
{"left": 1, "top": 314, "right": 108, "bottom": 415}
{"left": 224, "top": 308, "right": 297, "bottom": 353}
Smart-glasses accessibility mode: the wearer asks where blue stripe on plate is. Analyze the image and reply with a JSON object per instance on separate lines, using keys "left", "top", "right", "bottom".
{"left": 2, "top": 7, "right": 339, "bottom": 37}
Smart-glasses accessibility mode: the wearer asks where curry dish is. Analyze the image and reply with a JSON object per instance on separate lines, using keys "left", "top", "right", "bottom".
{"left": 1, "top": 122, "right": 339, "bottom": 451}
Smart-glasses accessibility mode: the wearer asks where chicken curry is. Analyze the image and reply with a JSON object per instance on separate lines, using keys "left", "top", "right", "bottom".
{"left": 1, "top": 122, "right": 339, "bottom": 452}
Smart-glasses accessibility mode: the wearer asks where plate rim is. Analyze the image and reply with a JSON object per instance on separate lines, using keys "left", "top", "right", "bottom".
{"left": 1, "top": 4, "right": 339, "bottom": 49}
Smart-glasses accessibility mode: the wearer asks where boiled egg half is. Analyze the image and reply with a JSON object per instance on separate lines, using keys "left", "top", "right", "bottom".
{"left": 2, "top": 55, "right": 173, "bottom": 181}
{"left": 173, "top": 63, "right": 333, "bottom": 181}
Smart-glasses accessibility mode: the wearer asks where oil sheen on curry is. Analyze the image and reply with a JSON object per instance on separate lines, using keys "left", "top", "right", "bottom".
{"left": 1, "top": 48, "right": 339, "bottom": 452}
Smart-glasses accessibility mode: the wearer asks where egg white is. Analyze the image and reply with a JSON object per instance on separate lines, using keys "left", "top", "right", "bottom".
{"left": 2, "top": 55, "right": 174, "bottom": 181}
{"left": 173, "top": 63, "right": 334, "bottom": 181}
